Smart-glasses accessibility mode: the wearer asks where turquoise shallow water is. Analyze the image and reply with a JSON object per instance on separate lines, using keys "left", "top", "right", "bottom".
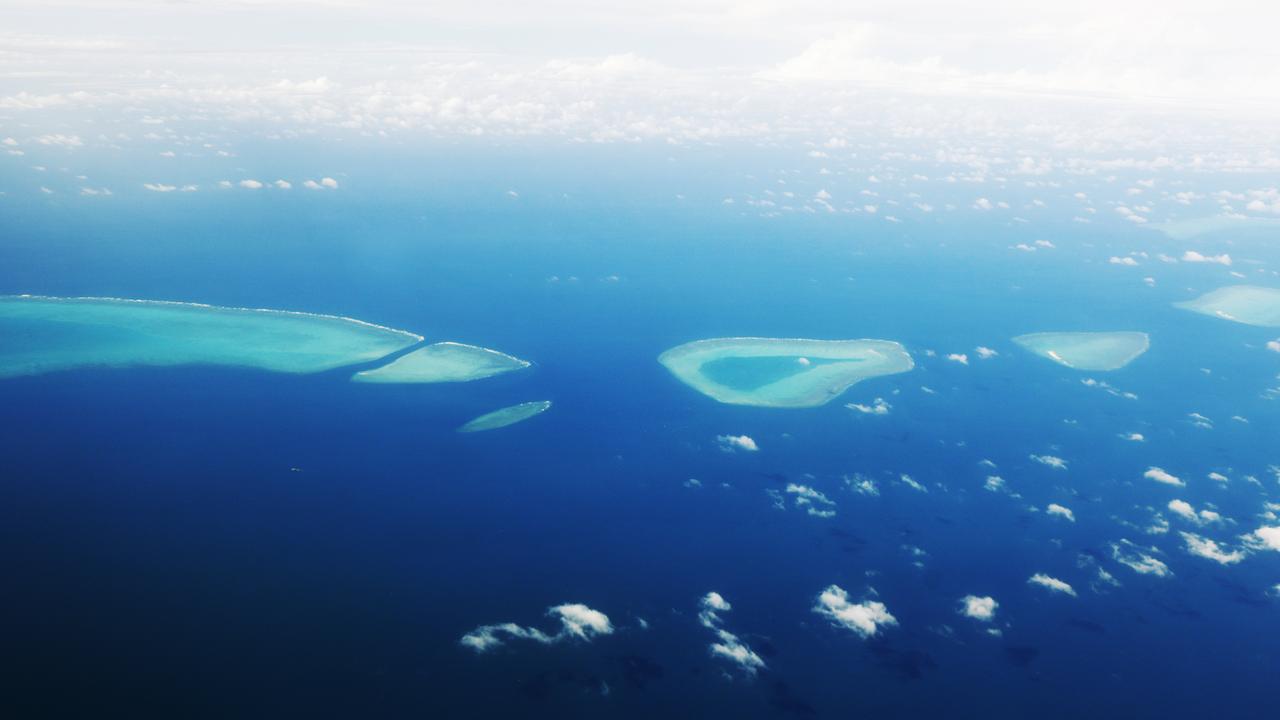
{"left": 699, "top": 355, "right": 847, "bottom": 391}
{"left": 0, "top": 295, "right": 421, "bottom": 377}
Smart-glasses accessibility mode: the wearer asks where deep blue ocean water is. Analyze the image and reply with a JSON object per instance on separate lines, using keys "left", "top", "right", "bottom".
{"left": 2, "top": 141, "right": 1279, "bottom": 718}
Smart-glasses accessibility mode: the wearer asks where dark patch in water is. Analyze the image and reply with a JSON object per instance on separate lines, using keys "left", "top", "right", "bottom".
{"left": 1065, "top": 617, "right": 1106, "bottom": 635}
{"left": 769, "top": 680, "right": 818, "bottom": 718}
{"left": 1004, "top": 646, "right": 1039, "bottom": 668}
{"left": 618, "top": 655, "right": 664, "bottom": 690}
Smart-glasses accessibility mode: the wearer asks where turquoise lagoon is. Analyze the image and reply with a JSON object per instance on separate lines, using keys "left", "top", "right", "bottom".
{"left": 0, "top": 295, "right": 423, "bottom": 378}
{"left": 1173, "top": 285, "right": 1280, "bottom": 327}
{"left": 657, "top": 337, "right": 914, "bottom": 408}
{"left": 1012, "top": 331, "right": 1150, "bottom": 371}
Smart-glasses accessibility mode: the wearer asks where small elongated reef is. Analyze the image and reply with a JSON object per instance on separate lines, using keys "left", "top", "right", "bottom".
{"left": 352, "top": 342, "right": 529, "bottom": 383}
{"left": 458, "top": 400, "right": 552, "bottom": 432}
{"left": 657, "top": 337, "right": 914, "bottom": 408}
{"left": 1173, "top": 285, "right": 1280, "bottom": 327}
{"left": 1012, "top": 331, "right": 1149, "bottom": 371}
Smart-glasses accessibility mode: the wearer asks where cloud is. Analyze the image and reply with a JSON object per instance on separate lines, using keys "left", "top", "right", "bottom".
{"left": 239, "top": 179, "right": 264, "bottom": 189}
{"left": 1030, "top": 454, "right": 1067, "bottom": 470}
{"left": 1181, "top": 250, "right": 1232, "bottom": 265}
{"left": 698, "top": 592, "right": 765, "bottom": 676}
{"left": 1167, "top": 499, "right": 1221, "bottom": 526}
{"left": 975, "top": 346, "right": 998, "bottom": 359}
{"left": 34, "top": 133, "right": 83, "bottom": 147}
{"left": 1179, "top": 532, "right": 1247, "bottom": 565}
{"left": 717, "top": 434, "right": 759, "bottom": 452}
{"left": 847, "top": 397, "right": 891, "bottom": 415}
{"left": 1110, "top": 539, "right": 1172, "bottom": 577}
{"left": 814, "top": 585, "right": 897, "bottom": 638}
{"left": 946, "top": 353, "right": 968, "bottom": 365}
{"left": 321, "top": 176, "right": 339, "bottom": 188}
{"left": 143, "top": 182, "right": 176, "bottom": 192}
{"left": 973, "top": 198, "right": 993, "bottom": 210}
{"left": 460, "top": 602, "right": 614, "bottom": 653}
{"left": 1144, "top": 467, "right": 1184, "bottom": 486}
{"left": 1246, "top": 525, "right": 1280, "bottom": 552}
{"left": 1109, "top": 256, "right": 1139, "bottom": 266}
{"left": 785, "top": 483, "right": 837, "bottom": 517}
{"left": 1028, "top": 573, "right": 1076, "bottom": 596}
{"left": 958, "top": 595, "right": 998, "bottom": 622}
{"left": 1266, "top": 340, "right": 1280, "bottom": 353}
{"left": 1046, "top": 503, "right": 1075, "bottom": 522}
{"left": 273, "top": 179, "right": 292, "bottom": 189}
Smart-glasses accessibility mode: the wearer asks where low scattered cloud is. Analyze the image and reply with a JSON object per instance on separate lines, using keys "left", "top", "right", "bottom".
{"left": 958, "top": 595, "right": 998, "bottom": 622}
{"left": 847, "top": 397, "right": 891, "bottom": 415}
{"left": 813, "top": 585, "right": 897, "bottom": 638}
{"left": 1110, "top": 539, "right": 1172, "bottom": 577}
{"left": 1245, "top": 525, "right": 1280, "bottom": 552}
{"left": 1028, "top": 573, "right": 1076, "bottom": 596}
{"left": 1046, "top": 503, "right": 1075, "bottom": 522}
{"left": 785, "top": 483, "right": 837, "bottom": 517}
{"left": 717, "top": 434, "right": 759, "bottom": 452}
{"left": 1031, "top": 454, "right": 1068, "bottom": 470}
{"left": 1179, "top": 531, "right": 1247, "bottom": 565}
{"left": 461, "top": 603, "right": 614, "bottom": 653}
{"left": 1167, "top": 499, "right": 1222, "bottom": 526}
{"left": 1181, "top": 250, "right": 1232, "bottom": 265}
{"left": 698, "top": 592, "right": 765, "bottom": 676}
{"left": 1144, "top": 467, "right": 1184, "bottom": 487}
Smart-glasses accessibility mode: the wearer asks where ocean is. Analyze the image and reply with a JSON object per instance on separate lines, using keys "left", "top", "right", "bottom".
{"left": 2, "top": 139, "right": 1278, "bottom": 718}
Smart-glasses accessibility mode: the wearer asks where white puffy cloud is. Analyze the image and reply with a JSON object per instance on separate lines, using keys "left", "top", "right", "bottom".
{"left": 320, "top": 176, "right": 339, "bottom": 189}
{"left": 1246, "top": 525, "right": 1280, "bottom": 552}
{"left": 698, "top": 592, "right": 765, "bottom": 675}
{"left": 1110, "top": 539, "right": 1172, "bottom": 577}
{"left": 239, "top": 179, "right": 264, "bottom": 189}
{"left": 847, "top": 397, "right": 891, "bottom": 415}
{"left": 717, "top": 434, "right": 759, "bottom": 452}
{"left": 1179, "top": 531, "right": 1247, "bottom": 565}
{"left": 1144, "top": 467, "right": 1184, "bottom": 487}
{"left": 1031, "top": 454, "right": 1068, "bottom": 470}
{"left": 1266, "top": 340, "right": 1280, "bottom": 353}
{"left": 1167, "top": 499, "right": 1221, "bottom": 526}
{"left": 1109, "top": 256, "right": 1139, "bottom": 266}
{"left": 958, "top": 595, "right": 998, "bottom": 622}
{"left": 1046, "top": 503, "right": 1075, "bottom": 522}
{"left": 1028, "top": 573, "right": 1076, "bottom": 596}
{"left": 947, "top": 353, "right": 969, "bottom": 365}
{"left": 1181, "top": 250, "right": 1232, "bottom": 265}
{"left": 460, "top": 602, "right": 614, "bottom": 653}
{"left": 975, "top": 346, "right": 998, "bottom": 359}
{"left": 142, "top": 183, "right": 176, "bottom": 192}
{"left": 785, "top": 483, "right": 837, "bottom": 517}
{"left": 273, "top": 179, "right": 292, "bottom": 189}
{"left": 813, "top": 585, "right": 897, "bottom": 638}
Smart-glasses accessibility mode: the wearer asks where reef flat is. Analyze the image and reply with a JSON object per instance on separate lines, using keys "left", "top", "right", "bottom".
{"left": 1150, "top": 215, "right": 1280, "bottom": 240}
{"left": 1013, "top": 331, "right": 1150, "bottom": 371}
{"left": 0, "top": 295, "right": 421, "bottom": 378}
{"left": 458, "top": 400, "right": 552, "bottom": 432}
{"left": 657, "top": 337, "right": 914, "bottom": 408}
{"left": 1173, "top": 285, "right": 1280, "bottom": 327}
{"left": 352, "top": 342, "right": 530, "bottom": 383}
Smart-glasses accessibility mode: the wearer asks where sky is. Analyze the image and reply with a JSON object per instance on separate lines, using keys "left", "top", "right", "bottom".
{"left": 4, "top": 1, "right": 1280, "bottom": 139}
